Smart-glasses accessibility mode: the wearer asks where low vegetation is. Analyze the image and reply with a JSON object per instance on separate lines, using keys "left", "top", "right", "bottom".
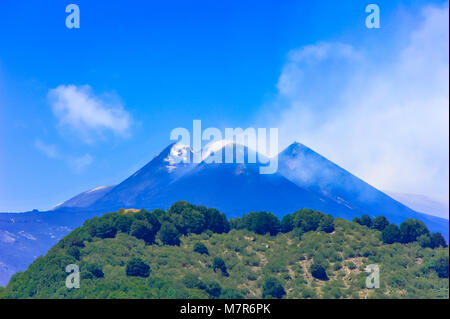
{"left": 0, "top": 201, "right": 448, "bottom": 299}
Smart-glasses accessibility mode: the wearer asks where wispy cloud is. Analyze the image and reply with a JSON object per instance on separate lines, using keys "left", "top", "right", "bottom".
{"left": 48, "top": 84, "right": 132, "bottom": 142}
{"left": 34, "top": 139, "right": 93, "bottom": 173}
{"left": 34, "top": 139, "right": 60, "bottom": 159}
{"left": 259, "top": 3, "right": 449, "bottom": 204}
{"left": 68, "top": 154, "right": 93, "bottom": 173}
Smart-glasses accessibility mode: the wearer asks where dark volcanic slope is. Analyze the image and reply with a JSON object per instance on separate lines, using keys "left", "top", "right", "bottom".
{"left": 278, "top": 142, "right": 449, "bottom": 238}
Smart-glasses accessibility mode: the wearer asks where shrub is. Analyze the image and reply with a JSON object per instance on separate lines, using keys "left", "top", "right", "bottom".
{"left": 221, "top": 288, "right": 244, "bottom": 299}
{"left": 213, "top": 257, "right": 228, "bottom": 276}
{"left": 301, "top": 287, "right": 316, "bottom": 298}
{"left": 205, "top": 281, "right": 222, "bottom": 299}
{"left": 193, "top": 242, "right": 209, "bottom": 255}
{"left": 346, "top": 261, "right": 356, "bottom": 270}
{"left": 65, "top": 235, "right": 85, "bottom": 248}
{"left": 126, "top": 258, "right": 151, "bottom": 277}
{"left": 262, "top": 278, "right": 286, "bottom": 299}
{"left": 183, "top": 274, "right": 206, "bottom": 290}
{"left": 67, "top": 246, "right": 80, "bottom": 260}
{"left": 418, "top": 234, "right": 432, "bottom": 248}
{"left": 86, "top": 263, "right": 104, "bottom": 278}
{"left": 310, "top": 263, "right": 328, "bottom": 281}
{"left": 433, "top": 255, "right": 449, "bottom": 278}
{"left": 333, "top": 262, "right": 342, "bottom": 271}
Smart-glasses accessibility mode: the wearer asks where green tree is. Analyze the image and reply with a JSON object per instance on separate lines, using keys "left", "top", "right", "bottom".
{"left": 262, "top": 278, "right": 286, "bottom": 299}
{"left": 294, "top": 209, "right": 323, "bottom": 232}
{"left": 281, "top": 214, "right": 294, "bottom": 233}
{"left": 86, "top": 263, "right": 104, "bottom": 278}
{"left": 126, "top": 258, "right": 151, "bottom": 277}
{"left": 399, "top": 219, "right": 430, "bottom": 243}
{"left": 382, "top": 224, "right": 401, "bottom": 244}
{"left": 310, "top": 263, "right": 328, "bottom": 281}
{"left": 229, "top": 218, "right": 241, "bottom": 230}
{"left": 319, "top": 214, "right": 335, "bottom": 233}
{"left": 168, "top": 201, "right": 206, "bottom": 235}
{"left": 182, "top": 274, "right": 206, "bottom": 290}
{"left": 67, "top": 246, "right": 80, "bottom": 260}
{"left": 89, "top": 219, "right": 117, "bottom": 239}
{"left": 371, "top": 216, "right": 390, "bottom": 231}
{"left": 359, "top": 215, "right": 372, "bottom": 228}
{"left": 430, "top": 233, "right": 447, "bottom": 248}
{"left": 418, "top": 234, "right": 432, "bottom": 248}
{"left": 131, "top": 220, "right": 157, "bottom": 244}
{"left": 239, "top": 212, "right": 281, "bottom": 236}
{"left": 113, "top": 215, "right": 133, "bottom": 233}
{"left": 193, "top": 242, "right": 209, "bottom": 255}
{"left": 432, "top": 255, "right": 449, "bottom": 278}
{"left": 205, "top": 281, "right": 222, "bottom": 299}
{"left": 203, "top": 207, "right": 230, "bottom": 234}
{"left": 159, "top": 222, "right": 181, "bottom": 246}
{"left": 64, "top": 235, "right": 85, "bottom": 248}
{"left": 168, "top": 201, "right": 193, "bottom": 215}
{"left": 213, "top": 257, "right": 228, "bottom": 276}
{"left": 151, "top": 208, "right": 166, "bottom": 219}
{"left": 134, "top": 209, "right": 161, "bottom": 233}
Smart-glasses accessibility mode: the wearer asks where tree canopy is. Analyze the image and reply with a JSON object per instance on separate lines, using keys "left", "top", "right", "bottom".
{"left": 126, "top": 258, "right": 151, "bottom": 277}
{"left": 262, "top": 278, "right": 286, "bottom": 299}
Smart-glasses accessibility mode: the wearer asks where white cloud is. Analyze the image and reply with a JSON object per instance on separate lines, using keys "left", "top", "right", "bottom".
{"left": 261, "top": 3, "right": 449, "bottom": 205}
{"left": 48, "top": 84, "right": 132, "bottom": 142}
{"left": 34, "top": 139, "right": 93, "bottom": 173}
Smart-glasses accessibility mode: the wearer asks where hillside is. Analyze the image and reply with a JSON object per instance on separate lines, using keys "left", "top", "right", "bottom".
{"left": 2, "top": 142, "right": 447, "bottom": 288}
{"left": 1, "top": 202, "right": 448, "bottom": 299}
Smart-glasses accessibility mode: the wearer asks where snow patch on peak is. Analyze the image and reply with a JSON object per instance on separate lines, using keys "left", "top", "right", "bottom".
{"left": 53, "top": 202, "right": 64, "bottom": 209}
{"left": 164, "top": 143, "right": 192, "bottom": 167}
{"left": 86, "top": 186, "right": 109, "bottom": 193}
{"left": 201, "top": 140, "right": 235, "bottom": 160}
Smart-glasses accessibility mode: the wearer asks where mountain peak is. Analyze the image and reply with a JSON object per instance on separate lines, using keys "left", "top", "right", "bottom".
{"left": 202, "top": 140, "right": 242, "bottom": 161}
{"left": 200, "top": 140, "right": 266, "bottom": 165}
{"left": 164, "top": 143, "right": 193, "bottom": 168}
{"left": 55, "top": 140, "right": 448, "bottom": 241}
{"left": 282, "top": 141, "right": 311, "bottom": 156}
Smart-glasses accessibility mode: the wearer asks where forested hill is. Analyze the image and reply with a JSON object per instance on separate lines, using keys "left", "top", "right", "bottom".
{"left": 1, "top": 201, "right": 448, "bottom": 299}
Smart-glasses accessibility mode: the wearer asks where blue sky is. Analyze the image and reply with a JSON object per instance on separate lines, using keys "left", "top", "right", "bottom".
{"left": 0, "top": 0, "right": 448, "bottom": 212}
